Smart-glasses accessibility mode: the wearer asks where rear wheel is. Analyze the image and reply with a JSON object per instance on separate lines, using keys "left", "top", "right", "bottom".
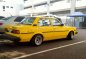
{"left": 30, "top": 35, "right": 43, "bottom": 46}
{"left": 67, "top": 31, "right": 74, "bottom": 40}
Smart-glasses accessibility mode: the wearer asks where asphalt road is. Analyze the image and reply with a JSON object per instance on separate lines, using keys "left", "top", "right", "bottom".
{"left": 0, "top": 29, "right": 86, "bottom": 59}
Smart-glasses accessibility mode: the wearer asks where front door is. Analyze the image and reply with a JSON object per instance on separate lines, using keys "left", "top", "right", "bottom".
{"left": 51, "top": 18, "right": 68, "bottom": 39}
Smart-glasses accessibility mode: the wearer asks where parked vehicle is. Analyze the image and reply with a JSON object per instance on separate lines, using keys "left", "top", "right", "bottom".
{"left": 0, "top": 16, "right": 5, "bottom": 19}
{"left": 1, "top": 16, "right": 78, "bottom": 45}
{"left": 0, "top": 16, "right": 25, "bottom": 33}
{"left": 0, "top": 17, "right": 10, "bottom": 33}
{"left": 0, "top": 16, "right": 5, "bottom": 28}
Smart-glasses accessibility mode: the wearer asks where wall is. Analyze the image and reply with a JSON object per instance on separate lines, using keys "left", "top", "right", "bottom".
{"left": 0, "top": 0, "right": 24, "bottom": 17}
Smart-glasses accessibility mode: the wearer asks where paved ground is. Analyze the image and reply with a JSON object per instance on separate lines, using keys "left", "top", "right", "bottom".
{"left": 0, "top": 29, "right": 86, "bottom": 59}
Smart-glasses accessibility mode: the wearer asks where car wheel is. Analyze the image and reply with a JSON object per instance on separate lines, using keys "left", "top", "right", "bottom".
{"left": 67, "top": 31, "right": 74, "bottom": 40}
{"left": 31, "top": 35, "right": 43, "bottom": 46}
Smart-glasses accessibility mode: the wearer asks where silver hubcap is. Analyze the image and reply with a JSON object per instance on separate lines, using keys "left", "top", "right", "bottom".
{"left": 71, "top": 33, "right": 74, "bottom": 39}
{"left": 35, "top": 36, "right": 42, "bottom": 45}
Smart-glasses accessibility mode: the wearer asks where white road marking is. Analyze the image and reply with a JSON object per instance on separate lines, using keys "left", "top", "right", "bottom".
{"left": 13, "top": 40, "right": 86, "bottom": 59}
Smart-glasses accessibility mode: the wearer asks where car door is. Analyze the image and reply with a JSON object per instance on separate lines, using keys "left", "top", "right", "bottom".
{"left": 51, "top": 18, "right": 68, "bottom": 39}
{"left": 38, "top": 18, "right": 54, "bottom": 41}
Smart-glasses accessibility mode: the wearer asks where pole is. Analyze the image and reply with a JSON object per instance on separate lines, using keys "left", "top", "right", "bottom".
{"left": 70, "top": 0, "right": 76, "bottom": 26}
{"left": 30, "top": 0, "right": 34, "bottom": 16}
{"left": 70, "top": 0, "right": 76, "bottom": 14}
{"left": 47, "top": 0, "right": 50, "bottom": 15}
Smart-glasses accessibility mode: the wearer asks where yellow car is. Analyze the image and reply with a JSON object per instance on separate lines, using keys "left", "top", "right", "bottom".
{"left": 1, "top": 16, "right": 77, "bottom": 45}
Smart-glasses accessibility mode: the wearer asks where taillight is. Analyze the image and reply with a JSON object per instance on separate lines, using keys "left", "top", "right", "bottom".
{"left": 11, "top": 30, "right": 20, "bottom": 34}
{"left": 0, "top": 23, "right": 3, "bottom": 25}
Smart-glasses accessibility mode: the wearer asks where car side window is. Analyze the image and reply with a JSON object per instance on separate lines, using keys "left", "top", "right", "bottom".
{"left": 38, "top": 20, "right": 43, "bottom": 26}
{"left": 52, "top": 19, "right": 61, "bottom": 26}
{"left": 38, "top": 18, "right": 50, "bottom": 26}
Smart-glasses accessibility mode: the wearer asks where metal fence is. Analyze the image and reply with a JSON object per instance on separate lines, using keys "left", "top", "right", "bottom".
{"left": 66, "top": 17, "right": 86, "bottom": 29}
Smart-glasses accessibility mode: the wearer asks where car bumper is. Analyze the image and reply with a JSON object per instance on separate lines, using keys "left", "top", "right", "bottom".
{"left": 0, "top": 28, "right": 5, "bottom": 34}
{"left": 0, "top": 34, "right": 20, "bottom": 42}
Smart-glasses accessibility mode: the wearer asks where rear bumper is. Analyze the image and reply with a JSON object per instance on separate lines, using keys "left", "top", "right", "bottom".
{"left": 0, "top": 34, "right": 20, "bottom": 42}
{"left": 0, "top": 28, "right": 5, "bottom": 34}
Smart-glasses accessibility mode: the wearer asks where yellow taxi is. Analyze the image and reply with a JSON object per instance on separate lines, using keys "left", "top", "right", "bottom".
{"left": 2, "top": 16, "right": 77, "bottom": 46}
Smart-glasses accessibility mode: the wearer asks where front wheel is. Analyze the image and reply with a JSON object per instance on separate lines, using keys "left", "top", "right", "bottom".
{"left": 67, "top": 32, "right": 74, "bottom": 40}
{"left": 30, "top": 35, "right": 43, "bottom": 46}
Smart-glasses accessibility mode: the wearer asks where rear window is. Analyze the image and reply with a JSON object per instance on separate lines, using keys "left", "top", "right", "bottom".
{"left": 14, "top": 17, "right": 25, "bottom": 22}
{"left": 21, "top": 17, "right": 36, "bottom": 25}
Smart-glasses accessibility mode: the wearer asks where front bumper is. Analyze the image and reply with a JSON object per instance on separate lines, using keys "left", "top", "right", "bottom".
{"left": 0, "top": 34, "right": 20, "bottom": 42}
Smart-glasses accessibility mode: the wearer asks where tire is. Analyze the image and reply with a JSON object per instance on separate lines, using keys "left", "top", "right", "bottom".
{"left": 67, "top": 31, "right": 74, "bottom": 40}
{"left": 30, "top": 35, "right": 43, "bottom": 46}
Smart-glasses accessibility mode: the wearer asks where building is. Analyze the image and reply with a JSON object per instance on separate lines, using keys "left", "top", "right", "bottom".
{"left": 19, "top": 0, "right": 86, "bottom": 25}
{"left": 21, "top": 0, "right": 86, "bottom": 16}
{"left": 0, "top": 0, "right": 25, "bottom": 17}
{"left": 0, "top": 0, "right": 86, "bottom": 25}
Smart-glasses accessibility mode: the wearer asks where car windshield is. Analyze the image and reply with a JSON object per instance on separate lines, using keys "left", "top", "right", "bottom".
{"left": 21, "top": 17, "right": 35, "bottom": 25}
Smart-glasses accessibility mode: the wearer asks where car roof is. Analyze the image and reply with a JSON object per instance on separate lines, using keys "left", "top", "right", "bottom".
{"left": 25, "top": 15, "right": 60, "bottom": 19}
{"left": 10, "top": 15, "right": 61, "bottom": 20}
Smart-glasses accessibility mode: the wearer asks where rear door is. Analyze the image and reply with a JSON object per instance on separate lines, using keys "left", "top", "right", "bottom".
{"left": 38, "top": 18, "right": 53, "bottom": 41}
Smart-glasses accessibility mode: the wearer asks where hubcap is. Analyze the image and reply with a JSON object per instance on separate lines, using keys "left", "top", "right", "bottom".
{"left": 35, "top": 36, "right": 42, "bottom": 45}
{"left": 71, "top": 33, "right": 74, "bottom": 39}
